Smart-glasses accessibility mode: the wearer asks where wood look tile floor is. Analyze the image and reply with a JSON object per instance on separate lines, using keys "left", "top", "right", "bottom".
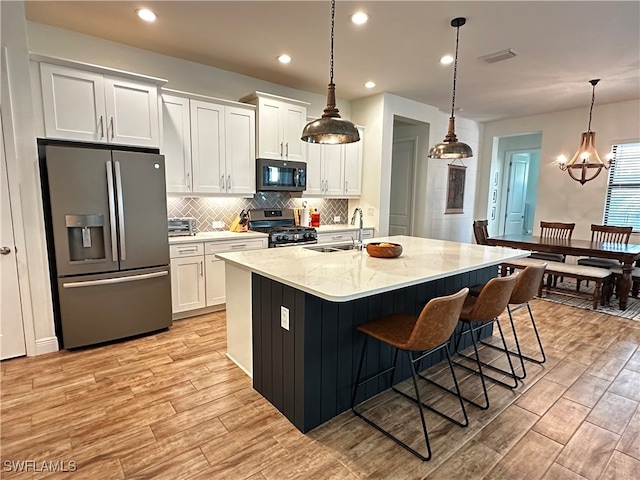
{"left": 2, "top": 299, "right": 640, "bottom": 479}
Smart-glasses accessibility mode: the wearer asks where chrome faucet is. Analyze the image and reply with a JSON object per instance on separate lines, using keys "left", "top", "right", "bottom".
{"left": 351, "top": 207, "right": 364, "bottom": 250}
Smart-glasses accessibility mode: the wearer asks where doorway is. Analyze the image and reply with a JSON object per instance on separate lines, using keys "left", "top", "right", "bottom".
{"left": 502, "top": 149, "right": 540, "bottom": 235}
{"left": 0, "top": 109, "right": 27, "bottom": 360}
{"left": 389, "top": 137, "right": 417, "bottom": 235}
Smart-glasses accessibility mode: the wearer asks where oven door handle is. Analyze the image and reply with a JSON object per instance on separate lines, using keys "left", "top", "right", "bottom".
{"left": 272, "top": 239, "right": 318, "bottom": 247}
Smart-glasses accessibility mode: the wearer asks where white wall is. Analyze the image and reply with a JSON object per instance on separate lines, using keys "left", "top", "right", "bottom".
{"left": 353, "top": 92, "right": 481, "bottom": 242}
{"left": 478, "top": 99, "right": 640, "bottom": 242}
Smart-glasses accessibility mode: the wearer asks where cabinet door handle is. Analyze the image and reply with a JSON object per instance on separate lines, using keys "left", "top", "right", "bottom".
{"left": 280, "top": 142, "right": 283, "bottom": 158}
{"left": 98, "top": 115, "right": 104, "bottom": 139}
{"left": 220, "top": 175, "right": 225, "bottom": 189}
{"left": 109, "top": 117, "right": 115, "bottom": 140}
{"left": 200, "top": 260, "right": 204, "bottom": 277}
{"left": 345, "top": 180, "right": 348, "bottom": 192}
{"left": 285, "top": 142, "right": 289, "bottom": 158}
{"left": 231, "top": 244, "right": 247, "bottom": 249}
{"left": 227, "top": 174, "right": 231, "bottom": 191}
{"left": 186, "top": 171, "right": 191, "bottom": 191}
{"left": 177, "top": 247, "right": 198, "bottom": 254}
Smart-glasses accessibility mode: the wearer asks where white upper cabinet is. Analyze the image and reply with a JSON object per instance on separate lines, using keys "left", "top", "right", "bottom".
{"left": 40, "top": 63, "right": 160, "bottom": 147}
{"left": 162, "top": 95, "right": 191, "bottom": 193}
{"left": 162, "top": 91, "right": 255, "bottom": 196}
{"left": 191, "top": 99, "right": 225, "bottom": 194}
{"left": 304, "top": 125, "right": 364, "bottom": 198}
{"left": 224, "top": 106, "right": 256, "bottom": 195}
{"left": 240, "top": 92, "right": 308, "bottom": 162}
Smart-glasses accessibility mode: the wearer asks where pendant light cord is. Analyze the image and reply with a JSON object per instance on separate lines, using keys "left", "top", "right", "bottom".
{"left": 329, "top": 0, "right": 335, "bottom": 85}
{"left": 587, "top": 80, "right": 598, "bottom": 132}
{"left": 450, "top": 23, "right": 461, "bottom": 118}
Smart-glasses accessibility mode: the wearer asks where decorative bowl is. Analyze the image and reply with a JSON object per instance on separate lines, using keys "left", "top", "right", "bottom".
{"left": 366, "top": 242, "right": 403, "bottom": 258}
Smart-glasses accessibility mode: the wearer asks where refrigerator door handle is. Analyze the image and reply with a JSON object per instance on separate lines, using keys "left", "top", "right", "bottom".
{"left": 114, "top": 160, "right": 126, "bottom": 261}
{"left": 62, "top": 270, "right": 168, "bottom": 289}
{"left": 106, "top": 160, "right": 118, "bottom": 262}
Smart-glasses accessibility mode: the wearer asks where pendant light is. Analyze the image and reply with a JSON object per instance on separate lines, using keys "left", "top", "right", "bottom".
{"left": 556, "top": 79, "right": 613, "bottom": 185}
{"left": 428, "top": 17, "right": 473, "bottom": 159}
{"left": 301, "top": 0, "right": 360, "bottom": 145}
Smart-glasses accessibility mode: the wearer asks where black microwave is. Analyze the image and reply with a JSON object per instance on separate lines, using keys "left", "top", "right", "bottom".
{"left": 256, "top": 158, "right": 307, "bottom": 192}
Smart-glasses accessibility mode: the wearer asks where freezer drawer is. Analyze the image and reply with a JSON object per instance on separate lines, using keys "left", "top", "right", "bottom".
{"left": 57, "top": 266, "right": 172, "bottom": 348}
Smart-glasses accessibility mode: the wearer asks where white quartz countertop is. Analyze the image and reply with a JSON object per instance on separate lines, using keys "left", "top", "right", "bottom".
{"left": 216, "top": 235, "right": 530, "bottom": 302}
{"left": 168, "top": 231, "right": 268, "bottom": 244}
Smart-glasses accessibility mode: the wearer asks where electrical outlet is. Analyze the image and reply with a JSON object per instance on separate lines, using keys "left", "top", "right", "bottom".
{"left": 212, "top": 220, "right": 225, "bottom": 230}
{"left": 280, "top": 306, "right": 290, "bottom": 331}
{"left": 367, "top": 207, "right": 374, "bottom": 216}
{"left": 333, "top": 216, "right": 341, "bottom": 223}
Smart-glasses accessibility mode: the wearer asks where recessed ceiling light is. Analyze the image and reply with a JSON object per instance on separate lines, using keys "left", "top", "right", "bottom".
{"left": 136, "top": 8, "right": 157, "bottom": 22}
{"left": 277, "top": 54, "right": 292, "bottom": 64}
{"left": 364, "top": 81, "right": 376, "bottom": 89}
{"left": 351, "top": 12, "right": 369, "bottom": 25}
{"left": 440, "top": 55, "right": 454, "bottom": 65}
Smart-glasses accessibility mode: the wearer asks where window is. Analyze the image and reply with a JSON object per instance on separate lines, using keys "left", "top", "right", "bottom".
{"left": 604, "top": 142, "right": 640, "bottom": 232}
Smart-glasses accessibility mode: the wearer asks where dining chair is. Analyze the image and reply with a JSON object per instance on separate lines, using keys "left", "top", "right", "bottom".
{"left": 530, "top": 221, "right": 575, "bottom": 284}
{"left": 451, "top": 272, "right": 520, "bottom": 410}
{"left": 351, "top": 287, "right": 470, "bottom": 461}
{"left": 473, "top": 220, "right": 490, "bottom": 246}
{"left": 477, "top": 264, "right": 547, "bottom": 379}
{"left": 576, "top": 224, "right": 633, "bottom": 290}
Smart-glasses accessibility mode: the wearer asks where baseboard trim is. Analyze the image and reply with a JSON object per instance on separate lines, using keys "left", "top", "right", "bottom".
{"left": 35, "top": 336, "right": 59, "bottom": 355}
{"left": 226, "top": 352, "right": 252, "bottom": 378}
{"left": 172, "top": 304, "right": 225, "bottom": 321}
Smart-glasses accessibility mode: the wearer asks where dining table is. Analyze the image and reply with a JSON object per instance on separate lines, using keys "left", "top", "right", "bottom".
{"left": 487, "top": 234, "right": 640, "bottom": 310}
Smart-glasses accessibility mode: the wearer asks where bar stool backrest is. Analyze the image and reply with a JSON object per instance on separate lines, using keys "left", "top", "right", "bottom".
{"left": 539, "top": 221, "right": 575, "bottom": 239}
{"left": 590, "top": 224, "right": 633, "bottom": 244}
{"left": 473, "top": 220, "right": 490, "bottom": 246}
{"left": 406, "top": 287, "right": 469, "bottom": 351}
{"left": 510, "top": 264, "right": 547, "bottom": 305}
{"left": 462, "top": 273, "right": 518, "bottom": 322}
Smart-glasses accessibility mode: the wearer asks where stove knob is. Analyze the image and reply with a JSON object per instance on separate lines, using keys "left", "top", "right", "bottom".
{"left": 276, "top": 235, "right": 283, "bottom": 241}
{"left": 293, "top": 233, "right": 300, "bottom": 240}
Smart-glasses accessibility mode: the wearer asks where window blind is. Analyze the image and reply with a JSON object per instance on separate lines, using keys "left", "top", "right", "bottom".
{"left": 604, "top": 142, "right": 640, "bottom": 232}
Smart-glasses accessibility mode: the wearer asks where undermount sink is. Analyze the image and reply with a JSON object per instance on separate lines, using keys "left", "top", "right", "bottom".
{"left": 304, "top": 242, "right": 359, "bottom": 253}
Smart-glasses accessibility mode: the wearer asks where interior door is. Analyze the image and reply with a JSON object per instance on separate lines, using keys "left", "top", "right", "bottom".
{"left": 389, "top": 138, "right": 416, "bottom": 236}
{"left": 1, "top": 111, "right": 26, "bottom": 359}
{"left": 113, "top": 150, "right": 169, "bottom": 271}
{"left": 503, "top": 152, "right": 530, "bottom": 235}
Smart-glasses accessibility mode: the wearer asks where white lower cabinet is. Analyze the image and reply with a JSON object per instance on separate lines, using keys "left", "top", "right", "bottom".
{"left": 170, "top": 246, "right": 206, "bottom": 313}
{"left": 170, "top": 237, "right": 267, "bottom": 316}
{"left": 205, "top": 255, "right": 226, "bottom": 307}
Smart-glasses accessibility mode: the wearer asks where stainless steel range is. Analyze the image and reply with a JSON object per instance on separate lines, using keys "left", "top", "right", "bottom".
{"left": 248, "top": 208, "right": 317, "bottom": 248}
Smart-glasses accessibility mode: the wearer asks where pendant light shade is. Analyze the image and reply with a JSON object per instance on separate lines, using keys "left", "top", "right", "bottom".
{"left": 557, "top": 79, "right": 612, "bottom": 185}
{"left": 428, "top": 17, "right": 473, "bottom": 159}
{"left": 301, "top": 0, "right": 360, "bottom": 145}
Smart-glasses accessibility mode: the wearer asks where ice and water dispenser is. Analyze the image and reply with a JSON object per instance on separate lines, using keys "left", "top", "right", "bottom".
{"left": 65, "top": 214, "right": 106, "bottom": 263}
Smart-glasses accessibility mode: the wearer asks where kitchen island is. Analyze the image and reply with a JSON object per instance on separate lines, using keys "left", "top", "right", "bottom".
{"left": 217, "top": 235, "right": 529, "bottom": 432}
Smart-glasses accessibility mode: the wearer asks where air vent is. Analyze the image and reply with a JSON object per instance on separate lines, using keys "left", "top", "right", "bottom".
{"left": 479, "top": 49, "right": 518, "bottom": 64}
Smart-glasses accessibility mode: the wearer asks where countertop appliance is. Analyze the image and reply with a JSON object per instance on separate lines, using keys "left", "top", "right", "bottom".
{"left": 168, "top": 217, "right": 197, "bottom": 236}
{"left": 248, "top": 208, "right": 317, "bottom": 247}
{"left": 256, "top": 158, "right": 307, "bottom": 192}
{"left": 39, "top": 141, "right": 172, "bottom": 349}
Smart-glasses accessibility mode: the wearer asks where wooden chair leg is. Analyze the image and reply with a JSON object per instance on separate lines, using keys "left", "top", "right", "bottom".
{"left": 593, "top": 282, "right": 602, "bottom": 310}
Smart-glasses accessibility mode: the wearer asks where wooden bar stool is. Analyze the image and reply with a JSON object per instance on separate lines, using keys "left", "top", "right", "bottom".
{"left": 351, "top": 287, "right": 469, "bottom": 461}
{"left": 478, "top": 264, "right": 547, "bottom": 380}
{"left": 452, "top": 273, "right": 519, "bottom": 410}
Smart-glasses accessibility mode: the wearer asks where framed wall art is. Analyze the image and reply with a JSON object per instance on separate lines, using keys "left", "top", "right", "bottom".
{"left": 445, "top": 164, "right": 466, "bottom": 214}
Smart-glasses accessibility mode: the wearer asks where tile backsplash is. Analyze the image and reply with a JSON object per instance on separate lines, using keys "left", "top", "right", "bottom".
{"left": 167, "top": 193, "right": 349, "bottom": 232}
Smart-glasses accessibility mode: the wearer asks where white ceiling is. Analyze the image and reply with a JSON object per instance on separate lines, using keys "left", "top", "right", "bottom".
{"left": 24, "top": 1, "right": 640, "bottom": 122}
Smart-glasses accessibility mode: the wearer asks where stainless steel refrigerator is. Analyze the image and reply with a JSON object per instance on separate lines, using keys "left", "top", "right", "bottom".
{"left": 40, "top": 142, "right": 172, "bottom": 348}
